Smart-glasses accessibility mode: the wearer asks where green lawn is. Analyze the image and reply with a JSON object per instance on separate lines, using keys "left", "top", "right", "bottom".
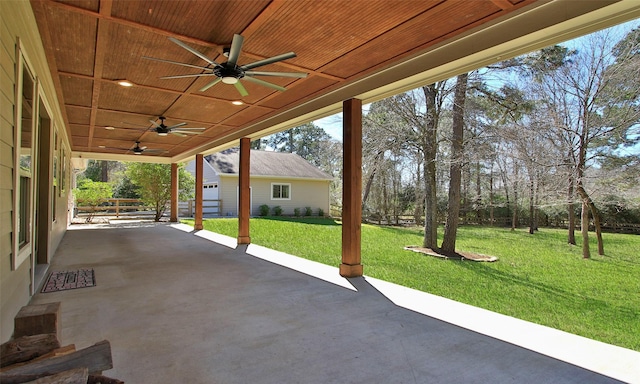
{"left": 182, "top": 217, "right": 640, "bottom": 351}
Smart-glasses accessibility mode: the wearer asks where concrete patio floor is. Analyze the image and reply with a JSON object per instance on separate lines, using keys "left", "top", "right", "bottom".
{"left": 29, "top": 221, "right": 639, "bottom": 383}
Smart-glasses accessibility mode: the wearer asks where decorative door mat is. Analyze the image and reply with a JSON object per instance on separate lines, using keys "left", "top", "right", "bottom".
{"left": 41, "top": 269, "right": 95, "bottom": 293}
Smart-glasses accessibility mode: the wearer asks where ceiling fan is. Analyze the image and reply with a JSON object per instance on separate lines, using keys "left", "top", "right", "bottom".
{"left": 149, "top": 116, "right": 205, "bottom": 137}
{"left": 143, "top": 34, "right": 308, "bottom": 96}
{"left": 105, "top": 117, "right": 205, "bottom": 137}
{"left": 98, "top": 141, "right": 165, "bottom": 155}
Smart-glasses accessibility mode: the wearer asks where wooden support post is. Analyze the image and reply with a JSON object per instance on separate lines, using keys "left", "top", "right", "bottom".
{"left": 340, "top": 98, "right": 363, "bottom": 277}
{"left": 115, "top": 199, "right": 119, "bottom": 218}
{"left": 170, "top": 163, "right": 179, "bottom": 222}
{"left": 194, "top": 154, "right": 204, "bottom": 230}
{"left": 238, "top": 138, "right": 251, "bottom": 244}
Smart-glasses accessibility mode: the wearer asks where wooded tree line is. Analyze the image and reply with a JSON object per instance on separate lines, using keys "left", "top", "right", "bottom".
{"left": 265, "top": 26, "right": 640, "bottom": 258}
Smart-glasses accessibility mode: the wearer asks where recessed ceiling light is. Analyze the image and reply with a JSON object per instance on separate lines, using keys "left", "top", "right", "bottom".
{"left": 117, "top": 80, "right": 134, "bottom": 87}
{"left": 98, "top": 145, "right": 106, "bottom": 148}
{"left": 231, "top": 100, "right": 243, "bottom": 105}
{"left": 105, "top": 126, "right": 115, "bottom": 130}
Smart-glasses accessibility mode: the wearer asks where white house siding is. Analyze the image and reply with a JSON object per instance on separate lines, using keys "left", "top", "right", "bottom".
{"left": 0, "top": 1, "right": 72, "bottom": 343}
{"left": 218, "top": 175, "right": 330, "bottom": 217}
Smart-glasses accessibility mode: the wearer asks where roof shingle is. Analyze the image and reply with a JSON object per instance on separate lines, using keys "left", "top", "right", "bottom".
{"left": 206, "top": 149, "right": 333, "bottom": 180}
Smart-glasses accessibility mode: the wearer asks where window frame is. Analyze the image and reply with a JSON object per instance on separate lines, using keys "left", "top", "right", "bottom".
{"left": 270, "top": 183, "right": 291, "bottom": 201}
{"left": 12, "top": 38, "right": 38, "bottom": 271}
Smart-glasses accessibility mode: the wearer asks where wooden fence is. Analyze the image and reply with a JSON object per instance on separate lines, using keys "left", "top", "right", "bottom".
{"left": 75, "top": 198, "right": 155, "bottom": 218}
{"left": 178, "top": 199, "right": 222, "bottom": 217}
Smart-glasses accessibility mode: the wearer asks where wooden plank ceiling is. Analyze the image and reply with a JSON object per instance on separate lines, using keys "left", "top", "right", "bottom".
{"left": 28, "top": 0, "right": 633, "bottom": 161}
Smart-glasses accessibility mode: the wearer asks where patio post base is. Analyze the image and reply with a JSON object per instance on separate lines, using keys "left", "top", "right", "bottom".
{"left": 237, "top": 236, "right": 251, "bottom": 245}
{"left": 339, "top": 263, "right": 363, "bottom": 277}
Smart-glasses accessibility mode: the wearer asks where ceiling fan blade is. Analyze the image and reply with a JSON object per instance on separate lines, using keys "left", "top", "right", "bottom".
{"left": 200, "top": 77, "right": 222, "bottom": 92}
{"left": 172, "top": 130, "right": 203, "bottom": 135}
{"left": 140, "top": 146, "right": 148, "bottom": 150}
{"left": 227, "top": 34, "right": 244, "bottom": 66}
{"left": 245, "top": 70, "right": 308, "bottom": 78}
{"left": 234, "top": 81, "right": 249, "bottom": 97}
{"left": 142, "top": 56, "right": 211, "bottom": 71}
{"left": 103, "top": 126, "right": 146, "bottom": 132}
{"left": 160, "top": 73, "right": 218, "bottom": 80}
{"left": 167, "top": 122, "right": 187, "bottom": 129}
{"left": 170, "top": 132, "right": 187, "bottom": 137}
{"left": 98, "top": 145, "right": 129, "bottom": 151}
{"left": 241, "top": 52, "right": 296, "bottom": 70}
{"left": 243, "top": 76, "right": 287, "bottom": 92}
{"left": 173, "top": 127, "right": 205, "bottom": 131}
{"left": 169, "top": 37, "right": 221, "bottom": 68}
{"left": 149, "top": 120, "right": 162, "bottom": 129}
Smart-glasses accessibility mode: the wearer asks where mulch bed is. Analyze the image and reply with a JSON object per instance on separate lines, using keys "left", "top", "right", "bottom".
{"left": 41, "top": 269, "right": 96, "bottom": 293}
{"left": 404, "top": 246, "right": 498, "bottom": 262}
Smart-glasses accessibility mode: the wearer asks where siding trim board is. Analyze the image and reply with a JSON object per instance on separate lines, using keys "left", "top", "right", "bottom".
{"left": 1, "top": 1, "right": 73, "bottom": 343}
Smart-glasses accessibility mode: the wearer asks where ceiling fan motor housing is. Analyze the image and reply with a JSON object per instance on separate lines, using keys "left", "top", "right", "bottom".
{"left": 215, "top": 65, "right": 244, "bottom": 82}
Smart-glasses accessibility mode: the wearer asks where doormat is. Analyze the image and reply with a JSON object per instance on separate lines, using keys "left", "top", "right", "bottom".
{"left": 41, "top": 269, "right": 95, "bottom": 293}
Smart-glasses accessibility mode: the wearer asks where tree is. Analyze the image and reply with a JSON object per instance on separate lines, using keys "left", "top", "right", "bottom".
{"left": 266, "top": 122, "right": 333, "bottom": 166}
{"left": 73, "top": 179, "right": 112, "bottom": 223}
{"left": 441, "top": 73, "right": 468, "bottom": 253}
{"left": 126, "top": 163, "right": 195, "bottom": 221}
{"left": 529, "top": 28, "right": 640, "bottom": 257}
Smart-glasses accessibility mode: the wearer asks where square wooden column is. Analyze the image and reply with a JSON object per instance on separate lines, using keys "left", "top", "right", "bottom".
{"left": 170, "top": 163, "right": 179, "bottom": 222}
{"left": 340, "top": 98, "right": 363, "bottom": 277}
{"left": 238, "top": 138, "right": 251, "bottom": 244}
{"left": 194, "top": 154, "right": 204, "bottom": 230}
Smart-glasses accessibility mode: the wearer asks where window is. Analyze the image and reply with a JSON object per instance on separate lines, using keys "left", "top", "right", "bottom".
{"left": 271, "top": 183, "right": 291, "bottom": 200}
{"left": 13, "top": 40, "right": 36, "bottom": 270}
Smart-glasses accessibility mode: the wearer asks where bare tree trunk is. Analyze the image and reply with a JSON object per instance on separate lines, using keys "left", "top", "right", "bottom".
{"left": 475, "top": 161, "right": 482, "bottom": 225}
{"left": 442, "top": 73, "right": 467, "bottom": 254}
{"left": 577, "top": 183, "right": 605, "bottom": 256}
{"left": 511, "top": 161, "right": 519, "bottom": 231}
{"left": 101, "top": 161, "right": 108, "bottom": 182}
{"left": 489, "top": 164, "right": 495, "bottom": 225}
{"left": 382, "top": 171, "right": 389, "bottom": 224}
{"left": 567, "top": 171, "right": 576, "bottom": 244}
{"left": 528, "top": 176, "right": 535, "bottom": 234}
{"left": 422, "top": 84, "right": 439, "bottom": 250}
{"left": 288, "top": 129, "right": 294, "bottom": 153}
{"left": 534, "top": 169, "right": 541, "bottom": 230}
{"left": 362, "top": 151, "right": 383, "bottom": 212}
{"left": 414, "top": 162, "right": 423, "bottom": 226}
{"left": 581, "top": 200, "right": 590, "bottom": 259}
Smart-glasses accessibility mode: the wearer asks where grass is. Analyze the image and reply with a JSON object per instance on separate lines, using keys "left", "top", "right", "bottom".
{"left": 181, "top": 217, "right": 640, "bottom": 351}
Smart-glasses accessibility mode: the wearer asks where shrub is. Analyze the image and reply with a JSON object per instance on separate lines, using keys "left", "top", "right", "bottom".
{"left": 259, "top": 204, "right": 270, "bottom": 216}
{"left": 273, "top": 206, "right": 283, "bottom": 216}
{"left": 294, "top": 207, "right": 301, "bottom": 217}
{"left": 317, "top": 208, "right": 324, "bottom": 217}
{"left": 73, "top": 179, "right": 113, "bottom": 223}
{"left": 305, "top": 206, "right": 313, "bottom": 216}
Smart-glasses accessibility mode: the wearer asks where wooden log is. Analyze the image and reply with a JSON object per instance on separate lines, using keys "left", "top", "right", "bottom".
{"left": 0, "top": 334, "right": 61, "bottom": 368}
{"left": 14, "top": 303, "right": 61, "bottom": 339}
{"left": 30, "top": 345, "right": 76, "bottom": 363}
{"left": 0, "top": 340, "right": 112, "bottom": 380}
{"left": 23, "top": 367, "right": 88, "bottom": 384}
{"left": 87, "top": 374, "right": 125, "bottom": 384}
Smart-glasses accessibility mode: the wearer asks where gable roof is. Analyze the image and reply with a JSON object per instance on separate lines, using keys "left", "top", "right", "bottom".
{"left": 206, "top": 149, "right": 332, "bottom": 180}
{"left": 184, "top": 158, "right": 218, "bottom": 184}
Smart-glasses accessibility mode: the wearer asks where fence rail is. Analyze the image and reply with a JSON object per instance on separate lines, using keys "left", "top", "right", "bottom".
{"left": 178, "top": 199, "right": 222, "bottom": 217}
{"left": 75, "top": 198, "right": 155, "bottom": 218}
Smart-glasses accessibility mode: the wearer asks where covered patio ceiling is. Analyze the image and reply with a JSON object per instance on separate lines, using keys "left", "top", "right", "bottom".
{"left": 31, "top": 0, "right": 640, "bottom": 163}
